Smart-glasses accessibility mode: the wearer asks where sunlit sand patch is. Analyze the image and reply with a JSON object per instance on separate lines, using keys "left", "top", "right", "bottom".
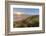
{"left": 16, "top": 12, "right": 22, "bottom": 16}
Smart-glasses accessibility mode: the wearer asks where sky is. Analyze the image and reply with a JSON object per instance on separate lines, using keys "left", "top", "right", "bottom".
{"left": 13, "top": 8, "right": 39, "bottom": 15}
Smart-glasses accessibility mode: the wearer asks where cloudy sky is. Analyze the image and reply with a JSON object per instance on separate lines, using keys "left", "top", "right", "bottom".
{"left": 13, "top": 8, "right": 39, "bottom": 15}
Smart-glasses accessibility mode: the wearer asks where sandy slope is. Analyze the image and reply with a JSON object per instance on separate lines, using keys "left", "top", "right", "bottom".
{"left": 13, "top": 14, "right": 29, "bottom": 21}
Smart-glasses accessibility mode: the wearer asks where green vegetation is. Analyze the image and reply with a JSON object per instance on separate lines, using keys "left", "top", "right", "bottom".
{"left": 13, "top": 15, "right": 39, "bottom": 28}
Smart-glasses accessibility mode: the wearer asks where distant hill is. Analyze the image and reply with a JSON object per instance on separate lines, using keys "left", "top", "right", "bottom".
{"left": 13, "top": 15, "right": 39, "bottom": 28}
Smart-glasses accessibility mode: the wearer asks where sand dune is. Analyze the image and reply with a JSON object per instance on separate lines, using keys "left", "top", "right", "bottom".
{"left": 13, "top": 14, "right": 29, "bottom": 21}
{"left": 13, "top": 15, "right": 39, "bottom": 28}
